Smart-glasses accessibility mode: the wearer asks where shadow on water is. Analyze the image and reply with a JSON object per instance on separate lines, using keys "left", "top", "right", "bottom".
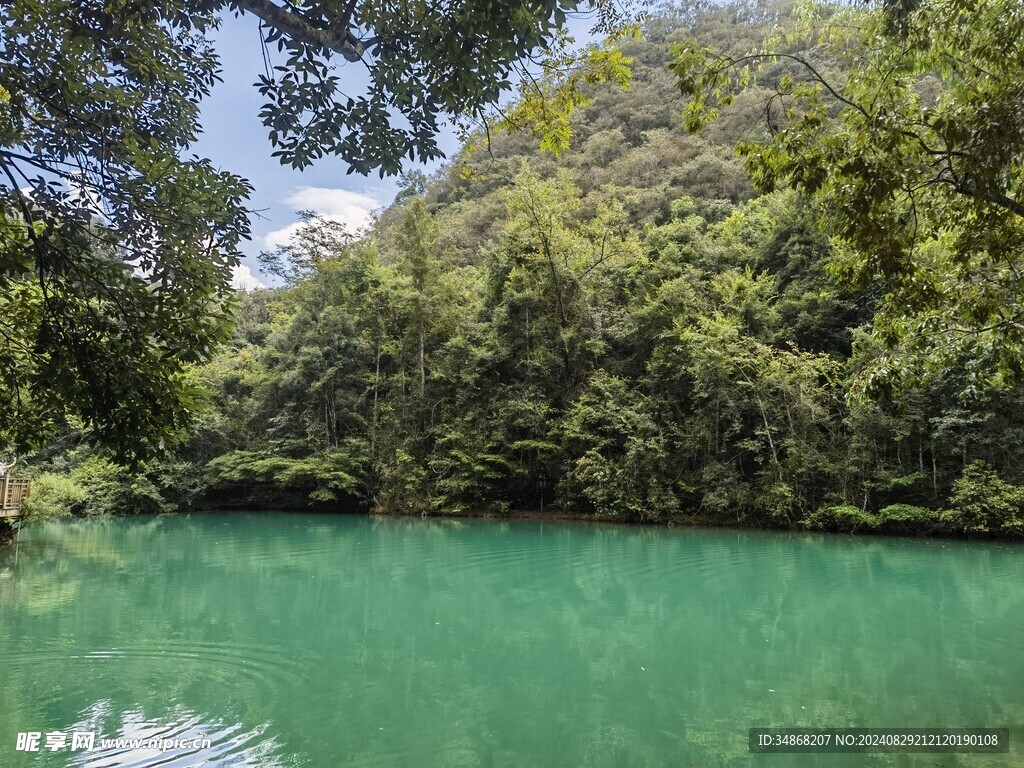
{"left": 1, "top": 513, "right": 1022, "bottom": 767}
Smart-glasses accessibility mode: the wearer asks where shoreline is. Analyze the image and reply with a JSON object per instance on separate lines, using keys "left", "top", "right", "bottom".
{"left": 363, "top": 507, "right": 1023, "bottom": 541}
{"left": 6, "top": 504, "right": 1021, "bottom": 544}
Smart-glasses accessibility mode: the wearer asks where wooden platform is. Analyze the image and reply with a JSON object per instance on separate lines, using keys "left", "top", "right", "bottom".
{"left": 0, "top": 477, "right": 31, "bottom": 518}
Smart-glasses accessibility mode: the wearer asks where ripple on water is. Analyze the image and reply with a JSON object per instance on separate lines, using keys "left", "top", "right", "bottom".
{"left": 1, "top": 640, "right": 321, "bottom": 704}
{"left": 65, "top": 706, "right": 298, "bottom": 768}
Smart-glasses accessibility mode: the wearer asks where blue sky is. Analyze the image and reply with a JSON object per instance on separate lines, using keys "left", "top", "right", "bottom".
{"left": 194, "top": 11, "right": 604, "bottom": 289}
{"left": 193, "top": 14, "right": 461, "bottom": 289}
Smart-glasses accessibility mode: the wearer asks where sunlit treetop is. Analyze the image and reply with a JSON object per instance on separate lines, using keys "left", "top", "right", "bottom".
{"left": 671, "top": 0, "right": 1024, "bottom": 395}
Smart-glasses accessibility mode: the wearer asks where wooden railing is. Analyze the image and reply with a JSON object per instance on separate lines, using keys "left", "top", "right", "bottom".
{"left": 0, "top": 476, "right": 31, "bottom": 517}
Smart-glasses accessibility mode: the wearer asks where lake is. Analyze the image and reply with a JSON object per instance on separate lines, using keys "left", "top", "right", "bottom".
{"left": 0, "top": 513, "right": 1021, "bottom": 767}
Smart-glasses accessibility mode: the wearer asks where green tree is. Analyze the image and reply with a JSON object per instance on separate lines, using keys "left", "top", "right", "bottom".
{"left": 0, "top": 0, "right": 633, "bottom": 459}
{"left": 674, "top": 271, "right": 840, "bottom": 522}
{"left": 557, "top": 371, "right": 678, "bottom": 520}
{"left": 671, "top": 0, "right": 1024, "bottom": 391}
{"left": 221, "top": 225, "right": 379, "bottom": 503}
{"left": 1, "top": 0, "right": 251, "bottom": 457}
{"left": 25, "top": 1, "right": 1024, "bottom": 536}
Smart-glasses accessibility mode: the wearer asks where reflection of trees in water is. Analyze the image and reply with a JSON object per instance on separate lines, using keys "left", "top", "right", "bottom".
{"left": 0, "top": 516, "right": 1022, "bottom": 767}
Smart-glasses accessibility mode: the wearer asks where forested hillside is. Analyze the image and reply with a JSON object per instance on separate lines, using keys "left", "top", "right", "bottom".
{"left": 23, "top": 1, "right": 1024, "bottom": 536}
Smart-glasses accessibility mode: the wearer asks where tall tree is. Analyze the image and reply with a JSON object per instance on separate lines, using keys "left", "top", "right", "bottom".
{"left": 671, "top": 0, "right": 1024, "bottom": 392}
{"left": 0, "top": 0, "right": 631, "bottom": 458}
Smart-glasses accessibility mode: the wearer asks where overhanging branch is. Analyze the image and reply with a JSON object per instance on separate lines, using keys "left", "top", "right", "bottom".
{"left": 230, "top": 0, "right": 372, "bottom": 61}
{"left": 945, "top": 176, "right": 1024, "bottom": 219}
{"left": 977, "top": 189, "right": 1024, "bottom": 219}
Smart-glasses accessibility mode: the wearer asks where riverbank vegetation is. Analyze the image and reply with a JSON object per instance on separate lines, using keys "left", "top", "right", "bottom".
{"left": 12, "top": 1, "right": 1024, "bottom": 536}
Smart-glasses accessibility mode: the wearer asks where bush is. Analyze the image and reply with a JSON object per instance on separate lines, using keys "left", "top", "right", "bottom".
{"left": 943, "top": 462, "right": 1024, "bottom": 535}
{"left": 803, "top": 503, "right": 943, "bottom": 534}
{"left": 205, "top": 447, "right": 367, "bottom": 506}
{"left": 801, "top": 505, "right": 878, "bottom": 532}
{"left": 146, "top": 459, "right": 207, "bottom": 512}
{"left": 875, "top": 504, "right": 941, "bottom": 533}
{"left": 71, "top": 457, "right": 167, "bottom": 516}
{"left": 19, "top": 473, "right": 86, "bottom": 520}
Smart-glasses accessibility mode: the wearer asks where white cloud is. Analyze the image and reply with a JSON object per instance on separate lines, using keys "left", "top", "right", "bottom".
{"left": 261, "top": 221, "right": 306, "bottom": 250}
{"left": 263, "top": 186, "right": 380, "bottom": 249}
{"left": 231, "top": 263, "right": 265, "bottom": 292}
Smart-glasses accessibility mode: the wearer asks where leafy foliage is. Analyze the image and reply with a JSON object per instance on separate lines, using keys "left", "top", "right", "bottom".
{"left": 20, "top": 1, "right": 1024, "bottom": 537}
{"left": 206, "top": 449, "right": 367, "bottom": 504}
{"left": 236, "top": 0, "right": 637, "bottom": 174}
{"left": 0, "top": 0, "right": 636, "bottom": 460}
{"left": 0, "top": 0, "right": 251, "bottom": 458}
{"left": 671, "top": 0, "right": 1024, "bottom": 393}
{"left": 944, "top": 462, "right": 1024, "bottom": 535}
{"left": 19, "top": 473, "right": 85, "bottom": 520}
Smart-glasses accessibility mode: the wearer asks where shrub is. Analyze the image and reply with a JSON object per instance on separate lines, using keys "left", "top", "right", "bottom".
{"left": 801, "top": 505, "right": 878, "bottom": 532}
{"left": 19, "top": 473, "right": 86, "bottom": 520}
{"left": 205, "top": 446, "right": 367, "bottom": 506}
{"left": 943, "top": 462, "right": 1024, "bottom": 535}
{"left": 875, "top": 504, "right": 941, "bottom": 533}
{"left": 71, "top": 457, "right": 167, "bottom": 516}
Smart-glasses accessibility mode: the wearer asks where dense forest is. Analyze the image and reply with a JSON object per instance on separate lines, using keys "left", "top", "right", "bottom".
{"left": 17, "top": 1, "right": 1024, "bottom": 537}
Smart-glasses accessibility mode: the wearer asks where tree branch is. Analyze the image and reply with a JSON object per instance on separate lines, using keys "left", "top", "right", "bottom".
{"left": 231, "top": 0, "right": 372, "bottom": 61}
{"left": 969, "top": 188, "right": 1024, "bottom": 219}
{"left": 937, "top": 174, "right": 1024, "bottom": 219}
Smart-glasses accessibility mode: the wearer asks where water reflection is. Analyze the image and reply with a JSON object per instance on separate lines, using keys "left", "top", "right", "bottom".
{"left": 0, "top": 514, "right": 1022, "bottom": 767}
{"left": 61, "top": 703, "right": 294, "bottom": 768}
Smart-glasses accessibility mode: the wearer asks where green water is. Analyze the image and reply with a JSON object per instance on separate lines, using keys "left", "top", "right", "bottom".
{"left": 0, "top": 514, "right": 1021, "bottom": 767}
